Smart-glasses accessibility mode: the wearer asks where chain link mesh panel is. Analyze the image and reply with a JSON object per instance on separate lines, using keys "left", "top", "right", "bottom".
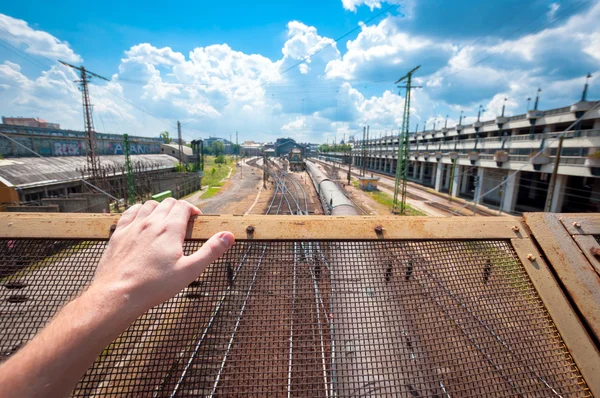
{"left": 0, "top": 239, "right": 591, "bottom": 397}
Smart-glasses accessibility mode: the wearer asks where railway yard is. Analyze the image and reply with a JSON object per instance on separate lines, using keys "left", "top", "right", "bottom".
{"left": 1, "top": 156, "right": 598, "bottom": 397}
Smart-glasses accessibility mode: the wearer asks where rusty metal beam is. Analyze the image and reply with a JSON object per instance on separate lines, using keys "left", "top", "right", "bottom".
{"left": 559, "top": 213, "right": 600, "bottom": 235}
{"left": 0, "top": 213, "right": 524, "bottom": 240}
{"left": 523, "top": 213, "right": 600, "bottom": 347}
{"left": 511, "top": 237, "right": 600, "bottom": 397}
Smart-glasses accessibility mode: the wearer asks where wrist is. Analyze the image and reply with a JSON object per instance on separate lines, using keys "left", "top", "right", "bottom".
{"left": 80, "top": 282, "right": 142, "bottom": 330}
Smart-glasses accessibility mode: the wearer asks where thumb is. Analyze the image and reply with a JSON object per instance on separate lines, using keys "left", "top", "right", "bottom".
{"left": 177, "top": 231, "right": 235, "bottom": 278}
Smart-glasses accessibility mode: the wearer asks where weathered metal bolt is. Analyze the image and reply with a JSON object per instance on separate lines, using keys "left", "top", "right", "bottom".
{"left": 512, "top": 225, "right": 519, "bottom": 232}
{"left": 375, "top": 225, "right": 383, "bottom": 234}
{"left": 246, "top": 225, "right": 255, "bottom": 233}
{"left": 527, "top": 254, "right": 536, "bottom": 261}
{"left": 572, "top": 221, "right": 581, "bottom": 228}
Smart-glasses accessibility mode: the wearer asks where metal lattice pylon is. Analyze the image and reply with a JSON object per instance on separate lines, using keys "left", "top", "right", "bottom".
{"left": 393, "top": 65, "right": 420, "bottom": 214}
{"left": 59, "top": 61, "right": 108, "bottom": 186}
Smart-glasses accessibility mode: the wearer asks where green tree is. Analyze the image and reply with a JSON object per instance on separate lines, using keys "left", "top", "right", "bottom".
{"left": 159, "top": 131, "right": 171, "bottom": 144}
{"left": 215, "top": 154, "right": 226, "bottom": 164}
{"left": 203, "top": 146, "right": 213, "bottom": 156}
{"left": 211, "top": 141, "right": 225, "bottom": 156}
{"left": 232, "top": 144, "right": 241, "bottom": 155}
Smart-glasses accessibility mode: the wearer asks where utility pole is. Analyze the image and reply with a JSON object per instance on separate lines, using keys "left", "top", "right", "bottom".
{"left": 263, "top": 151, "right": 268, "bottom": 189}
{"left": 544, "top": 135, "right": 565, "bottom": 212}
{"left": 393, "top": 65, "right": 421, "bottom": 214}
{"left": 366, "top": 126, "right": 370, "bottom": 175}
{"left": 236, "top": 131, "right": 242, "bottom": 179}
{"left": 123, "top": 134, "right": 135, "bottom": 206}
{"left": 59, "top": 61, "right": 108, "bottom": 185}
{"left": 361, "top": 126, "right": 366, "bottom": 177}
{"left": 177, "top": 121, "right": 185, "bottom": 169}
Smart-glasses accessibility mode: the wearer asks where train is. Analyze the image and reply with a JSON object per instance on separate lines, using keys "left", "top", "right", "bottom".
{"left": 288, "top": 148, "right": 304, "bottom": 172}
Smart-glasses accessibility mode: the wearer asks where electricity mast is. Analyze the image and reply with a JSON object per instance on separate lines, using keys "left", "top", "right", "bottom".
{"left": 59, "top": 61, "right": 108, "bottom": 185}
{"left": 393, "top": 65, "right": 421, "bottom": 214}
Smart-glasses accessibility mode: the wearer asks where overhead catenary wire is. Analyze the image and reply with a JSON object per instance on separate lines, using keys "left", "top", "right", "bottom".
{"left": 180, "top": 3, "right": 398, "bottom": 128}
{"left": 435, "top": 0, "right": 592, "bottom": 83}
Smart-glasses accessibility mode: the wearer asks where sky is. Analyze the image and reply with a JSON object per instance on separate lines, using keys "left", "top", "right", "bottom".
{"left": 0, "top": 0, "right": 599, "bottom": 144}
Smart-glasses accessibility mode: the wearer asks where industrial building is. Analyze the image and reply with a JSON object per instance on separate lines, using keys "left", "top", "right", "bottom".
{"left": 0, "top": 123, "right": 162, "bottom": 158}
{"left": 2, "top": 116, "right": 60, "bottom": 129}
{"left": 160, "top": 143, "right": 194, "bottom": 163}
{"left": 0, "top": 154, "right": 203, "bottom": 212}
{"left": 274, "top": 138, "right": 306, "bottom": 157}
{"left": 343, "top": 99, "right": 600, "bottom": 214}
{"left": 0, "top": 124, "right": 202, "bottom": 212}
{"left": 241, "top": 141, "right": 262, "bottom": 156}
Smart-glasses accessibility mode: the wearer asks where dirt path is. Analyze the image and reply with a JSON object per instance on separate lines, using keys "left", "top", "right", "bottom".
{"left": 186, "top": 160, "right": 263, "bottom": 214}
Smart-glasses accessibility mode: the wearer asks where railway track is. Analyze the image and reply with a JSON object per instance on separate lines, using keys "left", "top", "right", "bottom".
{"left": 159, "top": 159, "right": 333, "bottom": 396}
{"left": 314, "top": 158, "right": 496, "bottom": 216}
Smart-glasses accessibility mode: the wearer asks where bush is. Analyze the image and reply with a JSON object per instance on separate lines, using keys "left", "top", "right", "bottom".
{"left": 215, "top": 154, "right": 226, "bottom": 164}
{"left": 211, "top": 167, "right": 216, "bottom": 174}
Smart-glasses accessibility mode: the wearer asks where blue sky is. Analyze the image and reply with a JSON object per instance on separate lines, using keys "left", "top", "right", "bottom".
{"left": 0, "top": 0, "right": 599, "bottom": 143}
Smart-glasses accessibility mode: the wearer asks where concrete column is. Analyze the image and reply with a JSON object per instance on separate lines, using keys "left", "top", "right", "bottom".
{"left": 412, "top": 162, "right": 418, "bottom": 179}
{"left": 460, "top": 166, "right": 470, "bottom": 194}
{"left": 501, "top": 171, "right": 521, "bottom": 214}
{"left": 474, "top": 167, "right": 485, "bottom": 204}
{"left": 444, "top": 165, "right": 452, "bottom": 190}
{"left": 434, "top": 163, "right": 443, "bottom": 192}
{"left": 419, "top": 162, "right": 425, "bottom": 182}
{"left": 550, "top": 174, "right": 567, "bottom": 213}
{"left": 451, "top": 165, "right": 461, "bottom": 197}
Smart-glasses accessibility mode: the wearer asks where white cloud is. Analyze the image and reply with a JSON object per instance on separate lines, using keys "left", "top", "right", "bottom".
{"left": 548, "top": 2, "right": 560, "bottom": 19}
{"left": 325, "top": 16, "right": 455, "bottom": 80}
{"left": 1, "top": 2, "right": 599, "bottom": 145}
{"left": 0, "top": 13, "right": 81, "bottom": 63}
{"left": 341, "top": 0, "right": 384, "bottom": 12}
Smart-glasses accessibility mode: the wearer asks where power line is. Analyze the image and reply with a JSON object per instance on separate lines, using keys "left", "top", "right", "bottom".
{"left": 180, "top": 3, "right": 398, "bottom": 127}
{"left": 436, "top": 0, "right": 592, "bottom": 82}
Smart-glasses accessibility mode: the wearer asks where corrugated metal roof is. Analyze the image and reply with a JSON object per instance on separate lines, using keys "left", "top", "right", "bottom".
{"left": 0, "top": 154, "right": 178, "bottom": 188}
{"left": 161, "top": 144, "right": 194, "bottom": 156}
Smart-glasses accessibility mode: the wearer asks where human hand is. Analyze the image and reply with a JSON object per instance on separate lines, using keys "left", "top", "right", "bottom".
{"left": 91, "top": 198, "right": 234, "bottom": 317}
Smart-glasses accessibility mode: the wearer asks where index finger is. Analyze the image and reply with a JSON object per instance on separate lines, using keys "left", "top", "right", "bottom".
{"left": 167, "top": 201, "right": 201, "bottom": 239}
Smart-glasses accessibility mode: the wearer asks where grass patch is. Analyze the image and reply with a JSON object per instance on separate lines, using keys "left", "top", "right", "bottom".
{"left": 200, "top": 187, "right": 221, "bottom": 199}
{"left": 200, "top": 156, "right": 236, "bottom": 198}
{"left": 351, "top": 178, "right": 426, "bottom": 216}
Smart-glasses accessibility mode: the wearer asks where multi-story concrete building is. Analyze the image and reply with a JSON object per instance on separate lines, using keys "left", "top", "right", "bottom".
{"left": 241, "top": 141, "right": 262, "bottom": 156}
{"left": 343, "top": 98, "right": 600, "bottom": 214}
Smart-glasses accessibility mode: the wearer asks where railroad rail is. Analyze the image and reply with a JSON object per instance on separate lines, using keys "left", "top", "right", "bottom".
{"left": 313, "top": 158, "right": 495, "bottom": 216}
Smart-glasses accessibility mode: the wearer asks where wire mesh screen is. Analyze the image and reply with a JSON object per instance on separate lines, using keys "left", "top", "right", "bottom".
{"left": 0, "top": 239, "right": 591, "bottom": 397}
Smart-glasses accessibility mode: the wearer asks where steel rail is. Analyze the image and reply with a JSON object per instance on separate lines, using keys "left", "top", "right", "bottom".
{"left": 166, "top": 247, "right": 254, "bottom": 397}
{"left": 287, "top": 242, "right": 298, "bottom": 398}
{"left": 394, "top": 247, "right": 525, "bottom": 397}
{"left": 419, "top": 264, "right": 562, "bottom": 396}
{"left": 208, "top": 244, "right": 269, "bottom": 397}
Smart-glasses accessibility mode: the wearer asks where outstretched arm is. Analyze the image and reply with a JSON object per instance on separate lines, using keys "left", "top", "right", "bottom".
{"left": 0, "top": 199, "right": 234, "bottom": 398}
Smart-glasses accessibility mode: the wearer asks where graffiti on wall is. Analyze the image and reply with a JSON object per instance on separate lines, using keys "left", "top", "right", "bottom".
{"left": 0, "top": 133, "right": 162, "bottom": 158}
{"left": 53, "top": 141, "right": 82, "bottom": 156}
{"left": 109, "top": 143, "right": 161, "bottom": 155}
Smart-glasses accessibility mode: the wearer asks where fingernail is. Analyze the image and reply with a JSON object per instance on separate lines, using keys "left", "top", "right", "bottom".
{"left": 219, "top": 232, "right": 235, "bottom": 247}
